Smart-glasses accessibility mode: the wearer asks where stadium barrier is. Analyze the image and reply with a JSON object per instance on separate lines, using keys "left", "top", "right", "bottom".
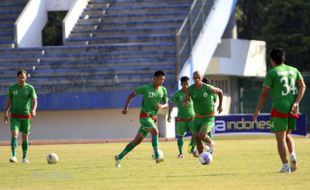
{"left": 180, "top": 113, "right": 307, "bottom": 137}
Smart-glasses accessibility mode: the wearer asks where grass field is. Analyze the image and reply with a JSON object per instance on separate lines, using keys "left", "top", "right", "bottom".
{"left": 0, "top": 136, "right": 309, "bottom": 190}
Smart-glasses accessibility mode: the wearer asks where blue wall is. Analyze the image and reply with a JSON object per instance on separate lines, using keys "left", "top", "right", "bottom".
{"left": 0, "top": 90, "right": 143, "bottom": 111}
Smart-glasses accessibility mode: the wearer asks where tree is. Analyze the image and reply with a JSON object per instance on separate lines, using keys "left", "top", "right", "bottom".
{"left": 42, "top": 11, "right": 67, "bottom": 46}
{"left": 236, "top": 0, "right": 310, "bottom": 71}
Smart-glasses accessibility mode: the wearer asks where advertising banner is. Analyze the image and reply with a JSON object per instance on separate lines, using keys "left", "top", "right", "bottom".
{"left": 213, "top": 114, "right": 307, "bottom": 136}
{"left": 180, "top": 114, "right": 307, "bottom": 137}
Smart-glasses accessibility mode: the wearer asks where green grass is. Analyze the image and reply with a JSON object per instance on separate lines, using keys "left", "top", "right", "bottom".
{"left": 0, "top": 136, "right": 309, "bottom": 190}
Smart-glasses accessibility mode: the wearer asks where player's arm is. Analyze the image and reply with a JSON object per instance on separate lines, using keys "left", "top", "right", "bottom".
{"left": 156, "top": 88, "right": 169, "bottom": 110}
{"left": 167, "top": 101, "right": 175, "bottom": 122}
{"left": 31, "top": 98, "right": 38, "bottom": 117}
{"left": 210, "top": 86, "right": 223, "bottom": 113}
{"left": 291, "top": 79, "right": 306, "bottom": 114}
{"left": 253, "top": 86, "right": 270, "bottom": 121}
{"left": 3, "top": 98, "right": 11, "bottom": 124}
{"left": 184, "top": 87, "right": 191, "bottom": 106}
{"left": 122, "top": 91, "right": 137, "bottom": 115}
{"left": 156, "top": 102, "right": 168, "bottom": 110}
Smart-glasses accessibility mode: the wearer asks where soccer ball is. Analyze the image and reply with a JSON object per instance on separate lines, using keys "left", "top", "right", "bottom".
{"left": 199, "top": 152, "right": 213, "bottom": 165}
{"left": 47, "top": 153, "right": 59, "bottom": 164}
{"left": 152, "top": 149, "right": 164, "bottom": 160}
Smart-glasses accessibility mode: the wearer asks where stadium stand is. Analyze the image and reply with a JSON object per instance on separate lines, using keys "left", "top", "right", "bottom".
{"left": 0, "top": 0, "right": 29, "bottom": 48}
{"left": 0, "top": 0, "right": 194, "bottom": 110}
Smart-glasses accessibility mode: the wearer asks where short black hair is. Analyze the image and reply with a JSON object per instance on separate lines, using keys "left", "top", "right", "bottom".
{"left": 270, "top": 48, "right": 285, "bottom": 65}
{"left": 202, "top": 78, "right": 211, "bottom": 84}
{"left": 17, "top": 70, "right": 26, "bottom": 77}
{"left": 154, "top": 70, "right": 166, "bottom": 77}
{"left": 180, "top": 76, "right": 189, "bottom": 83}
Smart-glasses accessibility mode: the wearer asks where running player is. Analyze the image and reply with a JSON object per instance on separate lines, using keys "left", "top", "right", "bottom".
{"left": 253, "top": 48, "right": 306, "bottom": 173}
{"left": 186, "top": 71, "right": 223, "bottom": 155}
{"left": 3, "top": 70, "right": 38, "bottom": 163}
{"left": 114, "top": 70, "right": 168, "bottom": 168}
{"left": 167, "top": 76, "right": 195, "bottom": 158}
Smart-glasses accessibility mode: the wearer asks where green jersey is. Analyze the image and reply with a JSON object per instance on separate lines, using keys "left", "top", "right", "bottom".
{"left": 263, "top": 64, "right": 302, "bottom": 113}
{"left": 171, "top": 89, "right": 195, "bottom": 119}
{"left": 8, "top": 83, "right": 37, "bottom": 116}
{"left": 135, "top": 84, "right": 168, "bottom": 116}
{"left": 188, "top": 84, "right": 215, "bottom": 115}
{"left": 212, "top": 93, "right": 217, "bottom": 103}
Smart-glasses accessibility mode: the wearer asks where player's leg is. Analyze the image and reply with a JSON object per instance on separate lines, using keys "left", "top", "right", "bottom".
{"left": 271, "top": 117, "right": 290, "bottom": 173}
{"left": 9, "top": 118, "right": 20, "bottom": 163}
{"left": 176, "top": 122, "right": 186, "bottom": 157}
{"left": 147, "top": 126, "right": 163, "bottom": 163}
{"left": 192, "top": 118, "right": 204, "bottom": 154}
{"left": 116, "top": 132, "right": 145, "bottom": 160}
{"left": 20, "top": 119, "right": 31, "bottom": 163}
{"left": 115, "top": 132, "right": 145, "bottom": 168}
{"left": 21, "top": 134, "right": 30, "bottom": 163}
{"left": 187, "top": 120, "right": 196, "bottom": 154}
{"left": 198, "top": 117, "right": 215, "bottom": 154}
{"left": 275, "top": 131, "right": 290, "bottom": 172}
{"left": 286, "top": 118, "right": 297, "bottom": 172}
{"left": 285, "top": 129, "right": 295, "bottom": 155}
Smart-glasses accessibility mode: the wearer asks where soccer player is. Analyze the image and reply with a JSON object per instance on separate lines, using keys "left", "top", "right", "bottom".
{"left": 167, "top": 76, "right": 195, "bottom": 158}
{"left": 253, "top": 48, "right": 306, "bottom": 173}
{"left": 115, "top": 70, "right": 168, "bottom": 168}
{"left": 202, "top": 78, "right": 217, "bottom": 139}
{"left": 3, "top": 70, "right": 38, "bottom": 163}
{"left": 186, "top": 71, "right": 223, "bottom": 155}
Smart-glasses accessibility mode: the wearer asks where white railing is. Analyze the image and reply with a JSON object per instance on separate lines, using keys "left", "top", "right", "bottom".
{"left": 176, "top": 0, "right": 214, "bottom": 77}
{"left": 177, "top": 0, "right": 238, "bottom": 82}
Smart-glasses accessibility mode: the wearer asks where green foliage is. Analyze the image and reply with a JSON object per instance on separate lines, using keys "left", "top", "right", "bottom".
{"left": 236, "top": 0, "right": 310, "bottom": 71}
{"left": 42, "top": 12, "right": 67, "bottom": 46}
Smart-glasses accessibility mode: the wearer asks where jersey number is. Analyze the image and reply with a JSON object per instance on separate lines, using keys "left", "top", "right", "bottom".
{"left": 280, "top": 76, "right": 297, "bottom": 96}
{"left": 148, "top": 92, "right": 156, "bottom": 98}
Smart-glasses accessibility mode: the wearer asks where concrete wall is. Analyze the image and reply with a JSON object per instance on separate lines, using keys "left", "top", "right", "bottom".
{"left": 15, "top": 0, "right": 47, "bottom": 47}
{"left": 63, "top": 0, "right": 88, "bottom": 40}
{"left": 15, "top": 0, "right": 86, "bottom": 47}
{"left": 0, "top": 108, "right": 175, "bottom": 141}
{"left": 208, "top": 39, "right": 266, "bottom": 77}
{"left": 0, "top": 109, "right": 140, "bottom": 140}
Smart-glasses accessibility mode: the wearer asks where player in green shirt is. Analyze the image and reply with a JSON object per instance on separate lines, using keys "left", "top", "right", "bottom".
{"left": 202, "top": 78, "right": 217, "bottom": 139}
{"left": 115, "top": 70, "right": 169, "bottom": 168}
{"left": 3, "top": 70, "right": 38, "bottom": 163}
{"left": 253, "top": 48, "right": 306, "bottom": 173}
{"left": 186, "top": 71, "right": 223, "bottom": 156}
{"left": 167, "top": 76, "right": 196, "bottom": 158}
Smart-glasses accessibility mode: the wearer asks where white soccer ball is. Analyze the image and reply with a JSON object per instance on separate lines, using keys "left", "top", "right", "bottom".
{"left": 47, "top": 153, "right": 59, "bottom": 164}
{"left": 152, "top": 149, "right": 164, "bottom": 160}
{"left": 199, "top": 152, "right": 213, "bottom": 165}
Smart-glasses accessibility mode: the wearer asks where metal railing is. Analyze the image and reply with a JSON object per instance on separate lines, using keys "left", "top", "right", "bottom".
{"left": 175, "top": 0, "right": 215, "bottom": 77}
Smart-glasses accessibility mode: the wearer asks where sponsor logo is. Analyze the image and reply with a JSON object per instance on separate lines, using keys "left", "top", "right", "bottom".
{"left": 214, "top": 117, "right": 271, "bottom": 132}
